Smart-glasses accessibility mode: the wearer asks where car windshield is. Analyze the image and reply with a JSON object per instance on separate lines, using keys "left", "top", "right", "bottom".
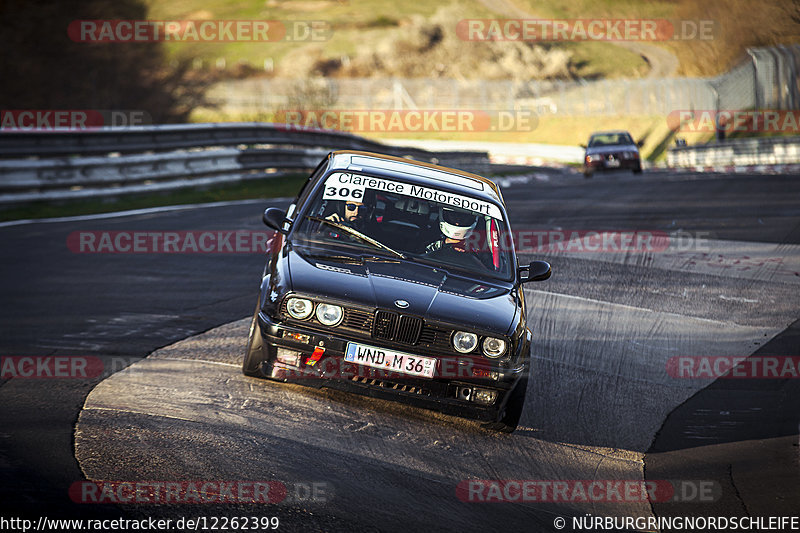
{"left": 292, "top": 171, "right": 514, "bottom": 280}
{"left": 588, "top": 132, "right": 634, "bottom": 147}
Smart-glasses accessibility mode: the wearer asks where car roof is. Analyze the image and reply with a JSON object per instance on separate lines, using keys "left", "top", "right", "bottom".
{"left": 588, "top": 130, "right": 633, "bottom": 137}
{"left": 327, "top": 150, "right": 504, "bottom": 205}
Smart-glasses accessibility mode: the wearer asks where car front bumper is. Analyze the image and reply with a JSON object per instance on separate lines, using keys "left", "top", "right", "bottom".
{"left": 584, "top": 158, "right": 641, "bottom": 172}
{"left": 256, "top": 311, "right": 528, "bottom": 422}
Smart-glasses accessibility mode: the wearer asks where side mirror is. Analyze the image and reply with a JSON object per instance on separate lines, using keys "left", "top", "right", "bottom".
{"left": 637, "top": 140, "right": 644, "bottom": 147}
{"left": 263, "top": 207, "right": 290, "bottom": 234}
{"left": 579, "top": 143, "right": 587, "bottom": 149}
{"left": 519, "top": 260, "right": 551, "bottom": 283}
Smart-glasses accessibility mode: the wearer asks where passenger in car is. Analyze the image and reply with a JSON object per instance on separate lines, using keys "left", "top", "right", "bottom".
{"left": 424, "top": 207, "right": 483, "bottom": 264}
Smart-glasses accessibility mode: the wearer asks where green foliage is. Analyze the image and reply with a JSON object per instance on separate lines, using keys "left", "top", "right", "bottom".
{"left": 0, "top": 174, "right": 308, "bottom": 222}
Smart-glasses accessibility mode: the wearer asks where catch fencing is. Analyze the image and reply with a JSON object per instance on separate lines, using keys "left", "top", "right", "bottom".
{"left": 208, "top": 46, "right": 800, "bottom": 119}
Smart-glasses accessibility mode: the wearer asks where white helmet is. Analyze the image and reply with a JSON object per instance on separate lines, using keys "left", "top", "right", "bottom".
{"left": 439, "top": 207, "right": 477, "bottom": 240}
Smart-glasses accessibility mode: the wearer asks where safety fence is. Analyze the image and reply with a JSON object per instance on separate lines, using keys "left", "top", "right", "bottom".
{"left": 667, "top": 135, "right": 800, "bottom": 168}
{"left": 208, "top": 46, "right": 800, "bottom": 118}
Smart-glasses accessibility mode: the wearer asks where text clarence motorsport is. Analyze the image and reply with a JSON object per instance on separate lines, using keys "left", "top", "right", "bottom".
{"left": 332, "top": 173, "right": 498, "bottom": 218}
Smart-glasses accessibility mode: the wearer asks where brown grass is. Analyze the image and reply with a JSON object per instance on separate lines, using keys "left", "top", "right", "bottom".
{"left": 667, "top": 0, "right": 800, "bottom": 76}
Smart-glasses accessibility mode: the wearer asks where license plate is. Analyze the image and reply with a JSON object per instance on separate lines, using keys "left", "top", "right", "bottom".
{"left": 344, "top": 342, "right": 436, "bottom": 379}
{"left": 606, "top": 159, "right": 620, "bottom": 168}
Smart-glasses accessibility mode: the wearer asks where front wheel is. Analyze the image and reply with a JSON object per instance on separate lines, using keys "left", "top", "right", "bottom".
{"left": 243, "top": 310, "right": 266, "bottom": 377}
{"left": 481, "top": 376, "right": 528, "bottom": 433}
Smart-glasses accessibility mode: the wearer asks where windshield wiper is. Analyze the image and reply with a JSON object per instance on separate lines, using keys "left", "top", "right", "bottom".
{"left": 301, "top": 252, "right": 365, "bottom": 264}
{"left": 360, "top": 255, "right": 401, "bottom": 263}
{"left": 305, "top": 216, "right": 407, "bottom": 259}
{"left": 301, "top": 252, "right": 401, "bottom": 265}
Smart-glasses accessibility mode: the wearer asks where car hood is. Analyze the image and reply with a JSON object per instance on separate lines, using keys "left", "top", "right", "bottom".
{"left": 286, "top": 248, "right": 518, "bottom": 336}
{"left": 585, "top": 144, "right": 639, "bottom": 155}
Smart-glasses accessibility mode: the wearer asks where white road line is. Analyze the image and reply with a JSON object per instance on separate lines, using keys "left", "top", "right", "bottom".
{"left": 525, "top": 288, "right": 750, "bottom": 327}
{"left": 81, "top": 405, "right": 198, "bottom": 423}
{"left": 532, "top": 237, "right": 800, "bottom": 285}
{"left": 146, "top": 357, "right": 239, "bottom": 368}
{"left": 719, "top": 295, "right": 760, "bottom": 303}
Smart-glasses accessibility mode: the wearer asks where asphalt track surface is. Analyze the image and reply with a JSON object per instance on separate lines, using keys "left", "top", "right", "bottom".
{"left": 1, "top": 168, "right": 798, "bottom": 532}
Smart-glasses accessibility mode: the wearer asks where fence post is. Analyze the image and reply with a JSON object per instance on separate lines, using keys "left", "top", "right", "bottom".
{"left": 777, "top": 45, "right": 799, "bottom": 110}
{"left": 712, "top": 86, "right": 722, "bottom": 142}
{"left": 792, "top": 45, "right": 800, "bottom": 109}
{"left": 746, "top": 48, "right": 760, "bottom": 109}
{"left": 766, "top": 47, "right": 784, "bottom": 109}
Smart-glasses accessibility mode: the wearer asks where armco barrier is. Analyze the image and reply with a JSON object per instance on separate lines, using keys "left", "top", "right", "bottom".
{"left": 0, "top": 148, "right": 327, "bottom": 192}
{"left": 0, "top": 123, "right": 392, "bottom": 158}
{"left": 667, "top": 135, "right": 800, "bottom": 169}
{"left": 0, "top": 123, "right": 489, "bottom": 205}
{"left": 0, "top": 122, "right": 485, "bottom": 162}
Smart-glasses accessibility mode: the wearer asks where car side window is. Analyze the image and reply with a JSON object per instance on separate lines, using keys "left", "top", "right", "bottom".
{"left": 293, "top": 157, "right": 330, "bottom": 216}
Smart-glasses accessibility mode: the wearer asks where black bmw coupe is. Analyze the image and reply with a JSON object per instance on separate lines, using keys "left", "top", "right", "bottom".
{"left": 244, "top": 150, "right": 551, "bottom": 432}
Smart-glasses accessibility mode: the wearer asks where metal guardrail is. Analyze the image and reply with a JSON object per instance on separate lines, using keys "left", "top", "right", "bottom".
{"left": 0, "top": 123, "right": 490, "bottom": 205}
{"left": 667, "top": 135, "right": 800, "bottom": 168}
{"left": 0, "top": 122, "right": 482, "bottom": 160}
{"left": 0, "top": 123, "right": 385, "bottom": 157}
{"left": 0, "top": 148, "right": 329, "bottom": 192}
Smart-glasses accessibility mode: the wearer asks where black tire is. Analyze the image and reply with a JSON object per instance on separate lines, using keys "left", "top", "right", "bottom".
{"left": 242, "top": 309, "right": 266, "bottom": 377}
{"left": 583, "top": 171, "right": 593, "bottom": 179}
{"left": 481, "top": 376, "right": 528, "bottom": 433}
{"left": 632, "top": 166, "right": 642, "bottom": 174}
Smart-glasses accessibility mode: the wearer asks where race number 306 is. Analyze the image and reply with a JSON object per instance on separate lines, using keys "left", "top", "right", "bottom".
{"left": 323, "top": 184, "right": 365, "bottom": 202}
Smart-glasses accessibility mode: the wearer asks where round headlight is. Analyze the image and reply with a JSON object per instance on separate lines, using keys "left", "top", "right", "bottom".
{"left": 482, "top": 337, "right": 507, "bottom": 358}
{"left": 453, "top": 331, "right": 478, "bottom": 353}
{"left": 316, "top": 303, "right": 343, "bottom": 326}
{"left": 286, "top": 297, "right": 313, "bottom": 320}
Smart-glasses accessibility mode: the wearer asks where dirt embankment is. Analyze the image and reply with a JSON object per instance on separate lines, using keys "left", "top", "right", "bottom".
{"left": 278, "top": 5, "right": 575, "bottom": 80}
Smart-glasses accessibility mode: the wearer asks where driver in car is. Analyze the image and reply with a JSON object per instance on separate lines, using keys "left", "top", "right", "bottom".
{"left": 320, "top": 194, "right": 380, "bottom": 243}
{"left": 326, "top": 200, "right": 370, "bottom": 228}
